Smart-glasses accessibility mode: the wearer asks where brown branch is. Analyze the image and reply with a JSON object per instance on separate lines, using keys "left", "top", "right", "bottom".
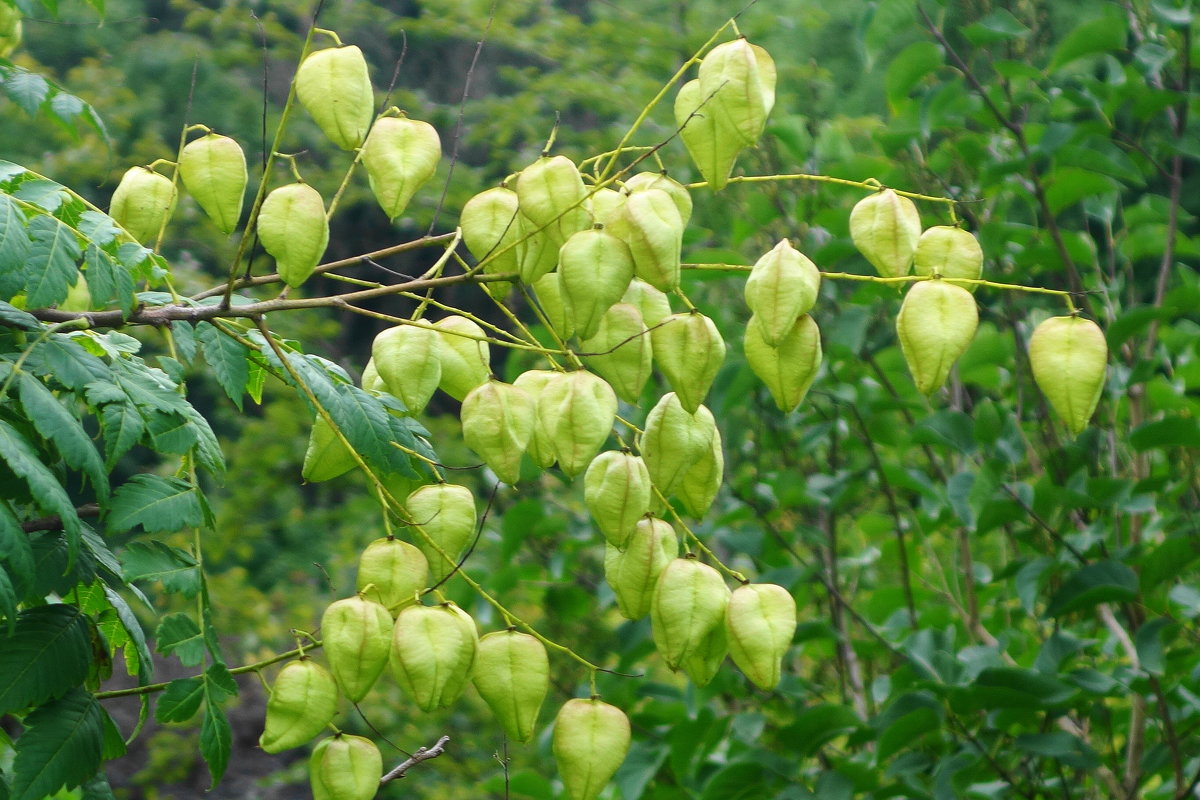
{"left": 20, "top": 504, "right": 102, "bottom": 533}
{"left": 381, "top": 735, "right": 450, "bottom": 784}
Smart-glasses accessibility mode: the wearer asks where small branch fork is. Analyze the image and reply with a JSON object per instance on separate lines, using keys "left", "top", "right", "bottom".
{"left": 380, "top": 735, "right": 451, "bottom": 784}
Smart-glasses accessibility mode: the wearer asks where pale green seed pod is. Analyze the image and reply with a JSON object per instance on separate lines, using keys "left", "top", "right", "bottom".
{"left": 606, "top": 188, "right": 683, "bottom": 292}
{"left": 681, "top": 611, "right": 729, "bottom": 687}
{"left": 59, "top": 273, "right": 92, "bottom": 312}
{"left": 310, "top": 734, "right": 382, "bottom": 800}
{"left": 472, "top": 630, "right": 549, "bottom": 744}
{"left": 109, "top": 166, "right": 177, "bottom": 243}
{"left": 258, "top": 182, "right": 329, "bottom": 288}
{"left": 697, "top": 38, "right": 777, "bottom": 146}
{"left": 516, "top": 155, "right": 592, "bottom": 241}
{"left": 674, "top": 78, "right": 745, "bottom": 192}
{"left": 461, "top": 186, "right": 522, "bottom": 282}
{"left": 360, "top": 358, "right": 386, "bottom": 393}
{"left": 584, "top": 450, "right": 652, "bottom": 548}
{"left": 407, "top": 483, "right": 476, "bottom": 583}
{"left": 532, "top": 272, "right": 576, "bottom": 339}
{"left": 302, "top": 414, "right": 355, "bottom": 483}
{"left": 743, "top": 314, "right": 822, "bottom": 413}
{"left": 895, "top": 279, "right": 978, "bottom": 396}
{"left": 178, "top": 133, "right": 247, "bottom": 234}
{"left": 650, "top": 557, "right": 730, "bottom": 670}
{"left": 1028, "top": 315, "right": 1108, "bottom": 436}
{"left": 639, "top": 393, "right": 716, "bottom": 495}
{"left": 553, "top": 698, "right": 631, "bottom": 800}
{"left": 516, "top": 214, "right": 561, "bottom": 284}
{"left": 744, "top": 239, "right": 821, "bottom": 346}
{"left": 913, "top": 225, "right": 984, "bottom": 291}
{"left": 295, "top": 45, "right": 374, "bottom": 151}
{"left": 849, "top": 188, "right": 922, "bottom": 278}
{"left": 621, "top": 279, "right": 673, "bottom": 329}
{"left": 725, "top": 583, "right": 797, "bottom": 690}
{"left": 434, "top": 316, "right": 491, "bottom": 400}
{"left": 604, "top": 516, "right": 678, "bottom": 620}
{"left": 558, "top": 227, "right": 635, "bottom": 341}
{"left": 677, "top": 425, "right": 723, "bottom": 519}
{"left": 0, "top": 4, "right": 21, "bottom": 59}
{"left": 461, "top": 379, "right": 536, "bottom": 484}
{"left": 581, "top": 303, "right": 653, "bottom": 404}
{"left": 536, "top": 370, "right": 618, "bottom": 477}
{"left": 587, "top": 187, "right": 627, "bottom": 224}
{"left": 623, "top": 171, "right": 693, "bottom": 226}
{"left": 362, "top": 115, "right": 441, "bottom": 221}
{"left": 356, "top": 537, "right": 429, "bottom": 616}
{"left": 321, "top": 595, "right": 393, "bottom": 702}
{"left": 513, "top": 369, "right": 560, "bottom": 469}
{"left": 371, "top": 324, "right": 442, "bottom": 414}
{"left": 389, "top": 602, "right": 478, "bottom": 712}
{"left": 259, "top": 659, "right": 339, "bottom": 754}
{"left": 651, "top": 312, "right": 726, "bottom": 414}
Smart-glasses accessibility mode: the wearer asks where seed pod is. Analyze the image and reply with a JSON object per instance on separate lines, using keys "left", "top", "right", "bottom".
{"left": 895, "top": 279, "right": 978, "bottom": 396}
{"left": 532, "top": 273, "right": 575, "bottom": 339}
{"left": 587, "top": 187, "right": 626, "bottom": 224}
{"left": 725, "top": 583, "right": 797, "bottom": 690}
{"left": 743, "top": 314, "right": 822, "bottom": 412}
{"left": 553, "top": 698, "right": 631, "bottom": 800}
{"left": 513, "top": 369, "right": 560, "bottom": 468}
{"left": 302, "top": 414, "right": 355, "bottom": 483}
{"left": 1028, "top": 315, "right": 1107, "bottom": 436}
{"left": 59, "top": 273, "right": 92, "bottom": 312}
{"left": 295, "top": 45, "right": 374, "bottom": 151}
{"left": 639, "top": 393, "right": 716, "bottom": 495}
{"left": 321, "top": 595, "right": 393, "bottom": 702}
{"left": 558, "top": 227, "right": 635, "bottom": 341}
{"left": 406, "top": 483, "right": 476, "bottom": 583}
{"left": 109, "top": 166, "right": 177, "bottom": 243}
{"left": 744, "top": 239, "right": 821, "bottom": 346}
{"left": 259, "top": 659, "right": 339, "bottom": 753}
{"left": 0, "top": 4, "right": 21, "bottom": 59}
{"left": 360, "top": 358, "right": 386, "bottom": 393}
{"left": 650, "top": 557, "right": 729, "bottom": 670}
{"left": 516, "top": 155, "right": 592, "bottom": 241}
{"left": 461, "top": 379, "right": 536, "bottom": 484}
{"left": 310, "top": 734, "right": 382, "bottom": 800}
{"left": 362, "top": 115, "right": 441, "bottom": 220}
{"left": 461, "top": 186, "right": 522, "bottom": 282}
{"left": 606, "top": 189, "right": 683, "bottom": 292}
{"left": 675, "top": 79, "right": 744, "bottom": 192}
{"left": 516, "top": 215, "right": 561, "bottom": 284}
{"left": 356, "top": 537, "right": 429, "bottom": 616}
{"left": 536, "top": 370, "right": 617, "bottom": 477}
{"left": 849, "top": 188, "right": 921, "bottom": 278}
{"left": 390, "top": 602, "right": 478, "bottom": 712}
{"left": 621, "top": 279, "right": 672, "bottom": 329}
{"left": 178, "top": 133, "right": 247, "bottom": 234}
{"left": 677, "top": 425, "right": 723, "bottom": 518}
{"left": 681, "top": 611, "right": 729, "bottom": 687}
{"left": 604, "top": 516, "right": 678, "bottom": 620}
{"left": 651, "top": 312, "right": 726, "bottom": 414}
{"left": 584, "top": 450, "right": 652, "bottom": 548}
{"left": 581, "top": 303, "right": 653, "bottom": 403}
{"left": 434, "top": 315, "right": 490, "bottom": 401}
{"left": 623, "top": 171, "right": 692, "bottom": 226}
{"left": 698, "top": 38, "right": 777, "bottom": 146}
{"left": 913, "top": 225, "right": 984, "bottom": 291}
{"left": 371, "top": 324, "right": 442, "bottom": 414}
{"left": 258, "top": 182, "right": 329, "bottom": 288}
{"left": 472, "top": 630, "right": 549, "bottom": 744}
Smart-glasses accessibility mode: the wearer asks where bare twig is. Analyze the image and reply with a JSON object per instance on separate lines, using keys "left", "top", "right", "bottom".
{"left": 381, "top": 735, "right": 451, "bottom": 783}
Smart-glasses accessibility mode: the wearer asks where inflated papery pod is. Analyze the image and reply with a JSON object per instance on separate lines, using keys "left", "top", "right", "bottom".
{"left": 406, "top": 483, "right": 476, "bottom": 583}
{"left": 516, "top": 215, "right": 561, "bottom": 284}
{"left": 259, "top": 659, "right": 339, "bottom": 753}
{"left": 743, "top": 314, "right": 822, "bottom": 413}
{"left": 913, "top": 225, "right": 983, "bottom": 291}
{"left": 674, "top": 79, "right": 745, "bottom": 192}
{"left": 472, "top": 630, "right": 550, "bottom": 743}
{"left": 310, "top": 734, "right": 382, "bottom": 800}
{"left": 580, "top": 303, "right": 653, "bottom": 403}
{"left": 681, "top": 614, "right": 729, "bottom": 687}
{"left": 110, "top": 166, "right": 177, "bottom": 243}
{"left": 321, "top": 594, "right": 393, "bottom": 702}
{"left": 606, "top": 188, "right": 684, "bottom": 292}
{"left": 640, "top": 393, "right": 716, "bottom": 495}
{"left": 516, "top": 155, "right": 592, "bottom": 242}
{"left": 584, "top": 450, "right": 653, "bottom": 548}
{"left": 178, "top": 133, "right": 247, "bottom": 234}
{"left": 390, "top": 602, "right": 478, "bottom": 712}
{"left": 621, "top": 279, "right": 673, "bottom": 329}
{"left": 360, "top": 359, "right": 386, "bottom": 393}
{"left": 604, "top": 516, "right": 678, "bottom": 620}
{"left": 1028, "top": 315, "right": 1108, "bottom": 435}
{"left": 677, "top": 424, "right": 724, "bottom": 518}
{"left": 371, "top": 324, "right": 442, "bottom": 415}
{"left": 650, "top": 557, "right": 730, "bottom": 670}
{"left": 362, "top": 113, "right": 441, "bottom": 221}
{"left": 553, "top": 698, "right": 631, "bottom": 800}
{"left": 587, "top": 187, "right": 627, "bottom": 224}
{"left": 258, "top": 182, "right": 329, "bottom": 288}
{"left": 302, "top": 414, "right": 355, "bottom": 483}
{"left": 725, "top": 583, "right": 797, "bottom": 690}
{"left": 434, "top": 315, "right": 491, "bottom": 400}
{"left": 697, "top": 38, "right": 777, "bottom": 146}
{"left": 651, "top": 312, "right": 726, "bottom": 414}
{"left": 536, "top": 370, "right": 617, "bottom": 477}
{"left": 461, "top": 379, "right": 536, "bottom": 484}
{"left": 461, "top": 186, "right": 523, "bottom": 282}
{"left": 356, "top": 537, "right": 429, "bottom": 616}
{"left": 532, "top": 272, "right": 576, "bottom": 339}
{"left": 623, "top": 171, "right": 693, "bottom": 226}
{"left": 744, "top": 239, "right": 821, "bottom": 346}
{"left": 849, "top": 188, "right": 922, "bottom": 278}
{"left": 513, "top": 369, "right": 560, "bottom": 468}
{"left": 295, "top": 44, "right": 374, "bottom": 151}
{"left": 558, "top": 226, "right": 635, "bottom": 340}
{"left": 895, "top": 278, "right": 978, "bottom": 396}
